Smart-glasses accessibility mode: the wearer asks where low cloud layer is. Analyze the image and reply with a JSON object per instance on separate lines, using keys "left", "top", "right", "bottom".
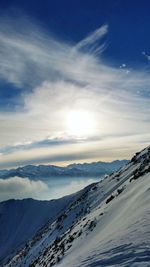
{"left": 50, "top": 179, "right": 98, "bottom": 199}
{"left": 0, "top": 177, "right": 49, "bottom": 201}
{"left": 0, "top": 176, "right": 98, "bottom": 202}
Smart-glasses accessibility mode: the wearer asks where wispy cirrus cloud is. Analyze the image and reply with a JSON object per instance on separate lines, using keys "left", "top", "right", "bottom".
{"left": 0, "top": 17, "right": 69, "bottom": 87}
{"left": 75, "top": 24, "right": 108, "bottom": 53}
{"left": 0, "top": 17, "right": 108, "bottom": 89}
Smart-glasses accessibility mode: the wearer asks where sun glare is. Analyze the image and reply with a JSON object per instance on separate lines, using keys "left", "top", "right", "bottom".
{"left": 67, "top": 110, "right": 97, "bottom": 137}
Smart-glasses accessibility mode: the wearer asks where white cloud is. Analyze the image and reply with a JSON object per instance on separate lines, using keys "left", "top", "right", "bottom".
{"left": 142, "top": 51, "right": 150, "bottom": 61}
{"left": 49, "top": 179, "right": 98, "bottom": 199}
{"left": 0, "top": 175, "right": 99, "bottom": 202}
{"left": 0, "top": 177, "right": 49, "bottom": 201}
{"left": 75, "top": 24, "right": 108, "bottom": 53}
{"left": 0, "top": 15, "right": 149, "bottom": 168}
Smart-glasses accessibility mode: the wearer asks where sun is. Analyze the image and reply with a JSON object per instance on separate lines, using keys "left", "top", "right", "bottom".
{"left": 66, "top": 110, "right": 97, "bottom": 137}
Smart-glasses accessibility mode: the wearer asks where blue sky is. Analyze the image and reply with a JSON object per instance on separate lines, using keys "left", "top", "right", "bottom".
{"left": 0, "top": 0, "right": 150, "bottom": 169}
{"left": 1, "top": 0, "right": 150, "bottom": 66}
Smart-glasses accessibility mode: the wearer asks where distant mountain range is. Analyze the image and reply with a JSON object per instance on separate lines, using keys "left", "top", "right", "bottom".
{"left": 0, "top": 160, "right": 129, "bottom": 180}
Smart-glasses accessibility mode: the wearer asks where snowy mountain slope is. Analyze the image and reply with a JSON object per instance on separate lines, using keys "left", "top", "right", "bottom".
{"left": 0, "top": 194, "right": 84, "bottom": 265}
{"left": 3, "top": 146, "right": 150, "bottom": 267}
{"left": 0, "top": 160, "right": 128, "bottom": 180}
{"left": 59, "top": 173, "right": 150, "bottom": 267}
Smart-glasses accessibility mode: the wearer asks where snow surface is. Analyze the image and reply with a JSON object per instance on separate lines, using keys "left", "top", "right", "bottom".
{"left": 58, "top": 173, "right": 150, "bottom": 267}
{"left": 2, "top": 146, "right": 150, "bottom": 267}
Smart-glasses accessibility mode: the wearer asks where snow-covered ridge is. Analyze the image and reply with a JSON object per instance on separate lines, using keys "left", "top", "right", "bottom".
{"left": 2, "top": 146, "right": 150, "bottom": 266}
{"left": 0, "top": 195, "right": 81, "bottom": 265}
{"left": 0, "top": 160, "right": 128, "bottom": 180}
